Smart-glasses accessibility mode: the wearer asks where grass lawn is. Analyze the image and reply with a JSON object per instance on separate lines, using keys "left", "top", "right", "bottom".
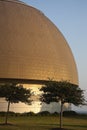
{"left": 0, "top": 115, "right": 87, "bottom": 130}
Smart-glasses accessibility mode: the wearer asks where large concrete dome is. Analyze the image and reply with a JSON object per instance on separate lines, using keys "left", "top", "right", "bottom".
{"left": 0, "top": 0, "right": 78, "bottom": 85}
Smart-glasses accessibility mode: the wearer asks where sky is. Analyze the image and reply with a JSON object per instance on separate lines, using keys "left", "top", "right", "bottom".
{"left": 22, "top": 0, "right": 87, "bottom": 113}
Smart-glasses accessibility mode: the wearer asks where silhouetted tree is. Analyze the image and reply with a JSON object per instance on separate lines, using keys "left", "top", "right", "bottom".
{"left": 0, "top": 83, "right": 32, "bottom": 124}
{"left": 40, "top": 80, "right": 86, "bottom": 128}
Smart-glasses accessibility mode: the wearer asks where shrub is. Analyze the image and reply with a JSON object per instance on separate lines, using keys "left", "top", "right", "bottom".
{"left": 63, "top": 110, "right": 78, "bottom": 117}
{"left": 8, "top": 111, "right": 15, "bottom": 116}
{"left": 0, "top": 111, "right": 6, "bottom": 116}
{"left": 26, "top": 112, "right": 35, "bottom": 116}
{"left": 0, "top": 111, "right": 16, "bottom": 117}
{"left": 21, "top": 112, "right": 35, "bottom": 116}
{"left": 37, "top": 111, "right": 51, "bottom": 116}
{"left": 51, "top": 112, "right": 59, "bottom": 116}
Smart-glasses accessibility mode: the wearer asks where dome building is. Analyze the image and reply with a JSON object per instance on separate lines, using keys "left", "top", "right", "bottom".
{"left": 0, "top": 0, "right": 78, "bottom": 113}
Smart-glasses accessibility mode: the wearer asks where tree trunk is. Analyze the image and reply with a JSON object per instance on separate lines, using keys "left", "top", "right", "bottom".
{"left": 5, "top": 101, "right": 10, "bottom": 124}
{"left": 60, "top": 102, "right": 63, "bottom": 128}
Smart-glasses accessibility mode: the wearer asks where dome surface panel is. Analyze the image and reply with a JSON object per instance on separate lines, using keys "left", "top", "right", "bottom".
{"left": 0, "top": 0, "right": 78, "bottom": 84}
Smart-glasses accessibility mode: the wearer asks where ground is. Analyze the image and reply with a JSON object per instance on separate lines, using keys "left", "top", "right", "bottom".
{"left": 0, "top": 115, "right": 87, "bottom": 130}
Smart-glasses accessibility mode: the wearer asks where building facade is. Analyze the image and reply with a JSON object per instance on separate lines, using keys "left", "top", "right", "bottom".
{"left": 0, "top": 0, "right": 78, "bottom": 113}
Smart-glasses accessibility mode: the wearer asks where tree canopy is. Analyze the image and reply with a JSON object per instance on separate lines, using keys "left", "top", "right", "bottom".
{"left": 40, "top": 80, "right": 85, "bottom": 106}
{"left": 0, "top": 83, "right": 32, "bottom": 104}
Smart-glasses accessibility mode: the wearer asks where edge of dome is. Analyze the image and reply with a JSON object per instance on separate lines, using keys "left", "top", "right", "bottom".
{"left": 0, "top": 0, "right": 26, "bottom": 5}
{"left": 0, "top": 0, "right": 45, "bottom": 16}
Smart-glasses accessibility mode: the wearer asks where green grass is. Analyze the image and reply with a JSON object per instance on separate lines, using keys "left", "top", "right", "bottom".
{"left": 0, "top": 115, "right": 87, "bottom": 130}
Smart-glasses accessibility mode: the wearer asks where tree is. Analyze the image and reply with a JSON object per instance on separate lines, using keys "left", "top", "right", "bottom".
{"left": 0, "top": 83, "right": 32, "bottom": 124}
{"left": 40, "top": 80, "right": 86, "bottom": 129}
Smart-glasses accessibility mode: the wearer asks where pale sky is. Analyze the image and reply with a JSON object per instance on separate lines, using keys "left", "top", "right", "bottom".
{"left": 22, "top": 0, "right": 87, "bottom": 113}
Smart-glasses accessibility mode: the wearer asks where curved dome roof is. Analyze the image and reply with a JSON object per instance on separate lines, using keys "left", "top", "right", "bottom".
{"left": 0, "top": 0, "right": 78, "bottom": 84}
